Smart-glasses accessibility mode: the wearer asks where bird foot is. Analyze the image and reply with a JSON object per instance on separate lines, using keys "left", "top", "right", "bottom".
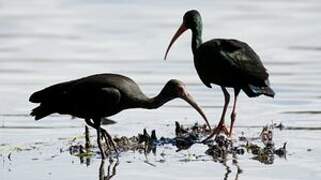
{"left": 100, "top": 129, "right": 119, "bottom": 155}
{"left": 201, "top": 123, "right": 229, "bottom": 143}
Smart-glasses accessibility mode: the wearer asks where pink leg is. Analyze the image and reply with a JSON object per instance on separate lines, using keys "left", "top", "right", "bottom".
{"left": 229, "top": 88, "right": 240, "bottom": 137}
{"left": 202, "top": 87, "right": 230, "bottom": 142}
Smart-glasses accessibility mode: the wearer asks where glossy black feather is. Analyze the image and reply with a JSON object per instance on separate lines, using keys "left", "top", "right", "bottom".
{"left": 29, "top": 73, "right": 147, "bottom": 120}
{"left": 194, "top": 39, "right": 274, "bottom": 97}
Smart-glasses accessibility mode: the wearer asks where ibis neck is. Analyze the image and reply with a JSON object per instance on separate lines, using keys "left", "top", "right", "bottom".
{"left": 140, "top": 89, "right": 173, "bottom": 109}
{"left": 191, "top": 27, "right": 202, "bottom": 55}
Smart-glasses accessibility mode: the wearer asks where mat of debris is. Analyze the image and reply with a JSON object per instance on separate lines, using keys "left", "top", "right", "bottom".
{"left": 69, "top": 122, "right": 287, "bottom": 165}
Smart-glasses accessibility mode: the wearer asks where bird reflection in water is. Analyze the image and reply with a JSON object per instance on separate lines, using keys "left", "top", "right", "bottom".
{"left": 99, "top": 159, "right": 119, "bottom": 180}
{"left": 221, "top": 159, "right": 242, "bottom": 180}
{"left": 79, "top": 154, "right": 91, "bottom": 167}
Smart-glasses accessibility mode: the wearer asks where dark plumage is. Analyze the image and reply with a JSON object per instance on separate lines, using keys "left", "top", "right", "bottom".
{"left": 194, "top": 39, "right": 274, "bottom": 97}
{"left": 164, "top": 10, "right": 275, "bottom": 139}
{"left": 29, "top": 73, "right": 210, "bottom": 158}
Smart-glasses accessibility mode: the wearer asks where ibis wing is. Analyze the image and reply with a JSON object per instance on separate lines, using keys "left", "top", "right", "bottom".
{"left": 71, "top": 87, "right": 121, "bottom": 108}
{"left": 67, "top": 87, "right": 122, "bottom": 117}
{"left": 218, "top": 40, "right": 269, "bottom": 84}
{"left": 96, "top": 87, "right": 121, "bottom": 107}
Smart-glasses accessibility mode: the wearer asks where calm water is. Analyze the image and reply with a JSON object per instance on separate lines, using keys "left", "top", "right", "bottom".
{"left": 1, "top": 0, "right": 321, "bottom": 180}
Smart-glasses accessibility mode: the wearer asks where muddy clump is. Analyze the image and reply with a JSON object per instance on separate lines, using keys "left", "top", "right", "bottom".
{"left": 204, "top": 125, "right": 287, "bottom": 164}
{"left": 69, "top": 122, "right": 287, "bottom": 165}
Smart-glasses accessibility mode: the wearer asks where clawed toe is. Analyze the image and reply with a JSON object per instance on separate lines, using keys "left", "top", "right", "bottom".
{"left": 201, "top": 123, "right": 230, "bottom": 143}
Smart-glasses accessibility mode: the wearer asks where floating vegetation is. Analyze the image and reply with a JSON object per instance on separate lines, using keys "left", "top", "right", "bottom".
{"left": 68, "top": 122, "right": 287, "bottom": 165}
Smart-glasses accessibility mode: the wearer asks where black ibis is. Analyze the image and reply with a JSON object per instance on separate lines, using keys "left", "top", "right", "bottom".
{"left": 29, "top": 73, "right": 210, "bottom": 158}
{"left": 164, "top": 10, "right": 275, "bottom": 140}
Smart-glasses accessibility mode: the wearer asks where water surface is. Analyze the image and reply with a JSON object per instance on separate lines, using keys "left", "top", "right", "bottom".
{"left": 1, "top": 0, "right": 321, "bottom": 179}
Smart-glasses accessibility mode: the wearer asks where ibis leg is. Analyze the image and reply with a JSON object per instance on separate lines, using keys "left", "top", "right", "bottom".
{"left": 202, "top": 87, "right": 230, "bottom": 142}
{"left": 85, "top": 118, "right": 109, "bottom": 148}
{"left": 216, "top": 87, "right": 230, "bottom": 135}
{"left": 229, "top": 88, "right": 240, "bottom": 137}
{"left": 100, "top": 128, "right": 118, "bottom": 154}
{"left": 87, "top": 118, "right": 113, "bottom": 150}
{"left": 86, "top": 118, "right": 108, "bottom": 158}
{"left": 96, "top": 127, "right": 106, "bottom": 159}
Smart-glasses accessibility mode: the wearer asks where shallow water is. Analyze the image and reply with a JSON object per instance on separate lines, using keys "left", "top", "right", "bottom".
{"left": 1, "top": 0, "right": 321, "bottom": 179}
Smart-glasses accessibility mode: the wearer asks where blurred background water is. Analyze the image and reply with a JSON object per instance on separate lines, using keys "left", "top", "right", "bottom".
{"left": 1, "top": 0, "right": 321, "bottom": 180}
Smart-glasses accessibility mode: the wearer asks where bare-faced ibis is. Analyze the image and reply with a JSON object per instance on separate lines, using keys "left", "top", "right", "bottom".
{"left": 29, "top": 73, "right": 210, "bottom": 158}
{"left": 164, "top": 10, "right": 275, "bottom": 140}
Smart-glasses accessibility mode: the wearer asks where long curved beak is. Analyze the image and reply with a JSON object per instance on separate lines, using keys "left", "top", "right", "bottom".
{"left": 180, "top": 90, "right": 211, "bottom": 130}
{"left": 164, "top": 23, "right": 188, "bottom": 60}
